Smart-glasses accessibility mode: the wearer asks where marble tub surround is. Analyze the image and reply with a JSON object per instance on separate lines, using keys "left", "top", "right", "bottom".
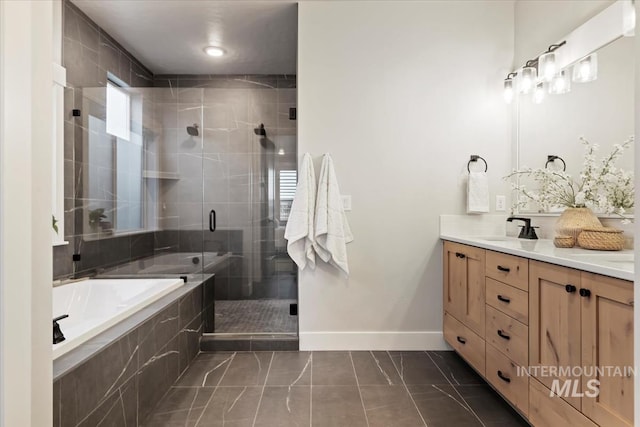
{"left": 440, "top": 235, "right": 633, "bottom": 281}
{"left": 53, "top": 275, "right": 214, "bottom": 427}
{"left": 143, "top": 351, "right": 527, "bottom": 427}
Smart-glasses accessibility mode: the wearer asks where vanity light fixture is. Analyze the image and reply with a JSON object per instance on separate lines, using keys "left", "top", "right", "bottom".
{"left": 572, "top": 53, "right": 598, "bottom": 82}
{"left": 519, "top": 62, "right": 537, "bottom": 94}
{"left": 277, "top": 148, "right": 285, "bottom": 156}
{"left": 503, "top": 72, "right": 517, "bottom": 104}
{"left": 502, "top": 40, "right": 566, "bottom": 103}
{"left": 538, "top": 41, "right": 567, "bottom": 82}
{"left": 533, "top": 82, "right": 545, "bottom": 104}
{"left": 549, "top": 69, "right": 571, "bottom": 94}
{"left": 204, "top": 46, "right": 225, "bottom": 57}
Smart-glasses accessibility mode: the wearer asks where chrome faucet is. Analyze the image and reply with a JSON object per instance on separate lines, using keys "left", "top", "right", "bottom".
{"left": 507, "top": 217, "right": 538, "bottom": 240}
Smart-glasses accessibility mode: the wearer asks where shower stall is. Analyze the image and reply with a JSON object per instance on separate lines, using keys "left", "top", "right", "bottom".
{"left": 79, "top": 78, "right": 298, "bottom": 341}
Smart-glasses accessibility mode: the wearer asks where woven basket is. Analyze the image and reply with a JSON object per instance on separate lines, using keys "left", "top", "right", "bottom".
{"left": 577, "top": 227, "right": 625, "bottom": 251}
{"left": 555, "top": 207, "right": 602, "bottom": 242}
{"left": 553, "top": 235, "right": 575, "bottom": 248}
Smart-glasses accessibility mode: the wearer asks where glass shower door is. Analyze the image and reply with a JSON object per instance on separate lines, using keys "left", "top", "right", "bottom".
{"left": 201, "top": 85, "right": 298, "bottom": 337}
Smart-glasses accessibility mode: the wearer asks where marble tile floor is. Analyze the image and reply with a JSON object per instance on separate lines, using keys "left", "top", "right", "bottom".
{"left": 142, "top": 350, "right": 529, "bottom": 427}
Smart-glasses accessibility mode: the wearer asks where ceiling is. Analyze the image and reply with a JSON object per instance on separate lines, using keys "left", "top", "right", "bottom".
{"left": 71, "top": 1, "right": 298, "bottom": 75}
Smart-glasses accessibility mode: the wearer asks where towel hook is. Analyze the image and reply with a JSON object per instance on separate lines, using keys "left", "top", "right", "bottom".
{"left": 545, "top": 155, "right": 566, "bottom": 171}
{"left": 467, "top": 155, "right": 488, "bottom": 173}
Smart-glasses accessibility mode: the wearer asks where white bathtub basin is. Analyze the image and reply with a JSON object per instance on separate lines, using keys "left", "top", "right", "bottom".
{"left": 52, "top": 278, "right": 184, "bottom": 360}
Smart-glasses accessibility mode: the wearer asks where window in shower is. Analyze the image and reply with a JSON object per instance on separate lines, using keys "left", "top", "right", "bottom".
{"left": 278, "top": 169, "right": 296, "bottom": 222}
{"left": 84, "top": 82, "right": 145, "bottom": 235}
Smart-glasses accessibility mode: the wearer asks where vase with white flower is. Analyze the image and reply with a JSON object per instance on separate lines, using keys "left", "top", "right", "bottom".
{"left": 504, "top": 136, "right": 634, "bottom": 245}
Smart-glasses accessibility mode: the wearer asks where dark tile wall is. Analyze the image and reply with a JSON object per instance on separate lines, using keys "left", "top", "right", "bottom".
{"left": 54, "top": 0, "right": 154, "bottom": 280}
{"left": 53, "top": 277, "right": 213, "bottom": 427}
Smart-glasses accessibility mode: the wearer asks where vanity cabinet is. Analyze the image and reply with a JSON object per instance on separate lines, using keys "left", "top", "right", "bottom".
{"left": 443, "top": 241, "right": 485, "bottom": 337}
{"left": 442, "top": 241, "right": 634, "bottom": 427}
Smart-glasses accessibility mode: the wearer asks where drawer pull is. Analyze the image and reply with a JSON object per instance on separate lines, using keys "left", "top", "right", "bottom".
{"left": 497, "top": 265, "right": 510, "bottom": 273}
{"left": 497, "top": 370, "right": 511, "bottom": 383}
{"left": 579, "top": 288, "right": 591, "bottom": 298}
{"left": 455, "top": 252, "right": 466, "bottom": 259}
{"left": 497, "top": 295, "right": 511, "bottom": 303}
{"left": 456, "top": 336, "right": 467, "bottom": 344}
{"left": 497, "top": 329, "right": 511, "bottom": 340}
{"left": 565, "top": 284, "right": 577, "bottom": 293}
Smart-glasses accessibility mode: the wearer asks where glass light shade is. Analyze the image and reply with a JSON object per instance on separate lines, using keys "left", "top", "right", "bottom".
{"left": 549, "top": 70, "right": 571, "bottom": 94}
{"left": 538, "top": 52, "right": 557, "bottom": 82}
{"left": 519, "top": 67, "right": 537, "bottom": 94}
{"left": 572, "top": 53, "right": 598, "bottom": 83}
{"left": 277, "top": 148, "right": 285, "bottom": 156}
{"left": 533, "top": 83, "right": 545, "bottom": 104}
{"left": 503, "top": 79, "right": 514, "bottom": 103}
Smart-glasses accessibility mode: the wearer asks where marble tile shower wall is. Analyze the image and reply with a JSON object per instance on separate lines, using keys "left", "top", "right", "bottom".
{"left": 153, "top": 75, "right": 297, "bottom": 300}
{"left": 54, "top": 0, "right": 154, "bottom": 279}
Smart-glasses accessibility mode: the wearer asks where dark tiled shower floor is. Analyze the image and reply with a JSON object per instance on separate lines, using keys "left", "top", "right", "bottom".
{"left": 214, "top": 299, "right": 297, "bottom": 334}
{"left": 142, "top": 351, "right": 529, "bottom": 426}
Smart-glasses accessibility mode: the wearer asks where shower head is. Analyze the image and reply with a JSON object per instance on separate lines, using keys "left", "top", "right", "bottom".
{"left": 254, "top": 124, "right": 266, "bottom": 137}
{"left": 186, "top": 124, "right": 199, "bottom": 136}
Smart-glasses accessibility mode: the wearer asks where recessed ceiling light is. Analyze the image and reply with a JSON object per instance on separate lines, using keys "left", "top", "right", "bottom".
{"left": 204, "top": 46, "right": 225, "bottom": 57}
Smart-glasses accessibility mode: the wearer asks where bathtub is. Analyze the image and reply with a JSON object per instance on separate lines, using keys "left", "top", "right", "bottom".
{"left": 52, "top": 278, "right": 184, "bottom": 360}
{"left": 103, "top": 251, "right": 232, "bottom": 275}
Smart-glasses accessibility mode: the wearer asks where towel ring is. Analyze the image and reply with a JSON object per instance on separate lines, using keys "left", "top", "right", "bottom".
{"left": 467, "top": 155, "right": 488, "bottom": 173}
{"left": 545, "top": 155, "right": 566, "bottom": 171}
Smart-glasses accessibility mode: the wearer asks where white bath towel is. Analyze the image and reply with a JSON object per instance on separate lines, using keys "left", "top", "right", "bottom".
{"left": 285, "top": 153, "right": 317, "bottom": 270}
{"left": 314, "top": 154, "right": 354, "bottom": 275}
{"left": 467, "top": 171, "right": 490, "bottom": 214}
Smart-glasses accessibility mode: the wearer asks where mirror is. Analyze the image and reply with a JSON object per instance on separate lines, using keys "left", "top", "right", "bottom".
{"left": 516, "top": 34, "right": 634, "bottom": 213}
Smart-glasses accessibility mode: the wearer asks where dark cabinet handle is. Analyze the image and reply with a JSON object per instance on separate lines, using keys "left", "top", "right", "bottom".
{"left": 209, "top": 210, "right": 216, "bottom": 232}
{"left": 497, "top": 265, "right": 511, "bottom": 273}
{"left": 579, "top": 288, "right": 591, "bottom": 298}
{"left": 497, "top": 295, "right": 511, "bottom": 303}
{"left": 497, "top": 330, "right": 511, "bottom": 340}
{"left": 497, "top": 370, "right": 511, "bottom": 383}
{"left": 456, "top": 336, "right": 466, "bottom": 344}
{"left": 565, "top": 284, "right": 577, "bottom": 293}
{"left": 455, "top": 252, "right": 466, "bottom": 259}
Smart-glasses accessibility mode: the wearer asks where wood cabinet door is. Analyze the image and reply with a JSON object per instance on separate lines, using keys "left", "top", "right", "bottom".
{"left": 529, "top": 260, "right": 582, "bottom": 410}
{"left": 443, "top": 242, "right": 485, "bottom": 337}
{"left": 581, "top": 272, "right": 634, "bottom": 427}
{"left": 443, "top": 241, "right": 466, "bottom": 322}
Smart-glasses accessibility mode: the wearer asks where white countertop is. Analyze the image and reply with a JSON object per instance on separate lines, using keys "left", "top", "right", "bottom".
{"left": 440, "top": 234, "right": 634, "bottom": 282}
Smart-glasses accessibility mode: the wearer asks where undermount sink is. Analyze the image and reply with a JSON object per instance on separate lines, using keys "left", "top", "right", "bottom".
{"left": 564, "top": 253, "right": 634, "bottom": 268}
{"left": 477, "top": 236, "right": 512, "bottom": 242}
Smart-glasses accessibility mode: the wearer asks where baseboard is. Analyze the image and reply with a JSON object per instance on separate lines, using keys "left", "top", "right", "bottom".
{"left": 299, "top": 331, "right": 449, "bottom": 351}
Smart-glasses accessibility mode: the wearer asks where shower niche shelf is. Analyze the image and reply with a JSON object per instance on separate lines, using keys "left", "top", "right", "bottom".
{"left": 142, "top": 170, "right": 180, "bottom": 180}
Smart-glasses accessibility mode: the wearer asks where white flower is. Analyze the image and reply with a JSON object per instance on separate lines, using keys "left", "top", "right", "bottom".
{"left": 504, "top": 136, "right": 634, "bottom": 222}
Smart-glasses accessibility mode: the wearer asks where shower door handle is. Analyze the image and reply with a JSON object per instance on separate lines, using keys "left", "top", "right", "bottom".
{"left": 209, "top": 210, "right": 216, "bottom": 232}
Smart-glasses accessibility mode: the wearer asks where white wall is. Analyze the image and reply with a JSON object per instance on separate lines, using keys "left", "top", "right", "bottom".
{"left": 0, "top": 1, "right": 54, "bottom": 425}
{"left": 297, "top": 1, "right": 514, "bottom": 350}
{"left": 514, "top": 0, "right": 614, "bottom": 65}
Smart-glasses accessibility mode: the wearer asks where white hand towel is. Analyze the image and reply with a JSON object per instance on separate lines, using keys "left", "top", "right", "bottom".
{"left": 467, "top": 171, "right": 490, "bottom": 214}
{"left": 285, "top": 153, "right": 317, "bottom": 270}
{"left": 314, "top": 154, "right": 354, "bottom": 275}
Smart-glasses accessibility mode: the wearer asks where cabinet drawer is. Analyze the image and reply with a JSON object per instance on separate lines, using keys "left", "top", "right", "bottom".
{"left": 443, "top": 312, "right": 485, "bottom": 376}
{"left": 485, "top": 305, "right": 528, "bottom": 367}
{"left": 529, "top": 378, "right": 597, "bottom": 427}
{"left": 485, "top": 344, "right": 528, "bottom": 416}
{"left": 486, "top": 251, "right": 528, "bottom": 291}
{"left": 486, "top": 278, "right": 528, "bottom": 324}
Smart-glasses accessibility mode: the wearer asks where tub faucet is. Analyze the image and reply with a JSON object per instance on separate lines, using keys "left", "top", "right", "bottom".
{"left": 507, "top": 217, "right": 538, "bottom": 240}
{"left": 53, "top": 314, "right": 69, "bottom": 344}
